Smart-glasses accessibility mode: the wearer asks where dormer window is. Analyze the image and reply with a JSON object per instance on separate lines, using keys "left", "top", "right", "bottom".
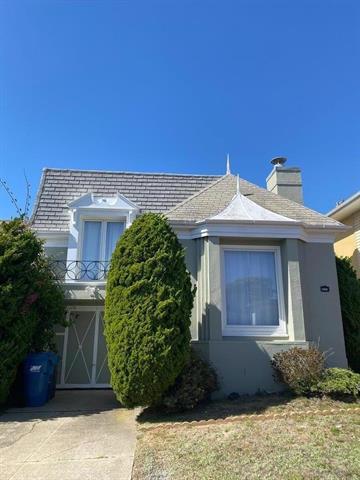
{"left": 83, "top": 220, "right": 125, "bottom": 262}
{"left": 65, "top": 192, "right": 139, "bottom": 282}
{"left": 79, "top": 220, "right": 125, "bottom": 280}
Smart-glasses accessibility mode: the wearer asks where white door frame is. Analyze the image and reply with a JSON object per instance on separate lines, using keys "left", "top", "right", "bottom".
{"left": 56, "top": 306, "right": 111, "bottom": 389}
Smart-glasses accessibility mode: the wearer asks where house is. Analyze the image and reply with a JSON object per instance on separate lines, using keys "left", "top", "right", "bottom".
{"left": 328, "top": 191, "right": 360, "bottom": 277}
{"left": 31, "top": 158, "right": 348, "bottom": 395}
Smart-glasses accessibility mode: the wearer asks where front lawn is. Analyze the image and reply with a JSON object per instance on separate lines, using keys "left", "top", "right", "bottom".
{"left": 132, "top": 395, "right": 360, "bottom": 480}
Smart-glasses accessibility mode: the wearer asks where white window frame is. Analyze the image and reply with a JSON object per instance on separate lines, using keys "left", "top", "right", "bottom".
{"left": 78, "top": 216, "right": 126, "bottom": 263}
{"left": 66, "top": 193, "right": 139, "bottom": 281}
{"left": 220, "top": 245, "right": 287, "bottom": 337}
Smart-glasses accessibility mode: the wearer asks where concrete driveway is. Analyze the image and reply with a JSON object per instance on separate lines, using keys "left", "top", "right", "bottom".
{"left": 0, "top": 391, "right": 138, "bottom": 480}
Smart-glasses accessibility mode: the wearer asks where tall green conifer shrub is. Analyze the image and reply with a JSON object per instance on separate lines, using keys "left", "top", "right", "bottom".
{"left": 105, "top": 213, "right": 195, "bottom": 407}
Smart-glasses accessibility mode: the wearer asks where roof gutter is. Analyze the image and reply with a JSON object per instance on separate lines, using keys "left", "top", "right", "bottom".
{"left": 327, "top": 191, "right": 360, "bottom": 221}
{"left": 169, "top": 218, "right": 349, "bottom": 232}
{"left": 169, "top": 218, "right": 349, "bottom": 243}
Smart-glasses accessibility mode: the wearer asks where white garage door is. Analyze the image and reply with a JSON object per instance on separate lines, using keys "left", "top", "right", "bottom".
{"left": 55, "top": 307, "right": 111, "bottom": 388}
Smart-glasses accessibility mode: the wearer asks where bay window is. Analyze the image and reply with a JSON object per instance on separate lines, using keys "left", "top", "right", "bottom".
{"left": 222, "top": 246, "right": 286, "bottom": 336}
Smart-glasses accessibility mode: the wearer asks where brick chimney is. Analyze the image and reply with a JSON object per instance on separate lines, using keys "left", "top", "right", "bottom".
{"left": 266, "top": 157, "right": 303, "bottom": 204}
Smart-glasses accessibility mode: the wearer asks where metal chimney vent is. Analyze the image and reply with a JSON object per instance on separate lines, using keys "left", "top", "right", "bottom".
{"left": 271, "top": 156, "right": 287, "bottom": 167}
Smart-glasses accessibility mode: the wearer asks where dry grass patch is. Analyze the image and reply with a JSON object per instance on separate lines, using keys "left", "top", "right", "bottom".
{"left": 133, "top": 396, "right": 360, "bottom": 480}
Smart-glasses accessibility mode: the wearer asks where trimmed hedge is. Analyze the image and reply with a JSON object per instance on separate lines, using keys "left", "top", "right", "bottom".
{"left": 336, "top": 257, "right": 360, "bottom": 372}
{"left": 0, "top": 219, "right": 65, "bottom": 404}
{"left": 105, "top": 213, "right": 195, "bottom": 408}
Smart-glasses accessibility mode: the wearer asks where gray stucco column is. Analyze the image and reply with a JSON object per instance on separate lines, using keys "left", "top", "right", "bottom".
{"left": 283, "top": 239, "right": 306, "bottom": 341}
{"left": 207, "top": 236, "right": 223, "bottom": 340}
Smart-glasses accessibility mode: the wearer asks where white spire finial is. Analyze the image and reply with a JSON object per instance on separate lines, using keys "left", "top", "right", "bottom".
{"left": 226, "top": 154, "right": 231, "bottom": 175}
{"left": 236, "top": 174, "right": 240, "bottom": 195}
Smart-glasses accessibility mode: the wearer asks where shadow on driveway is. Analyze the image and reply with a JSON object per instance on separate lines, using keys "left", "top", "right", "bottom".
{"left": 1, "top": 390, "right": 120, "bottom": 422}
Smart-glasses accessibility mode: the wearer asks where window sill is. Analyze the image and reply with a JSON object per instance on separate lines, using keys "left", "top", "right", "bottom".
{"left": 63, "top": 280, "right": 106, "bottom": 286}
{"left": 222, "top": 326, "right": 287, "bottom": 337}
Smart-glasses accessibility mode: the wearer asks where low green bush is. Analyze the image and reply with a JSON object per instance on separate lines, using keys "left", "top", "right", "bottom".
{"left": 312, "top": 368, "right": 360, "bottom": 398}
{"left": 161, "top": 349, "right": 218, "bottom": 412}
{"left": 272, "top": 346, "right": 325, "bottom": 395}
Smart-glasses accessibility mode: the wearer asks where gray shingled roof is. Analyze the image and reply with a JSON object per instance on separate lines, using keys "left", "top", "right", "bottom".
{"left": 32, "top": 168, "right": 344, "bottom": 232}
{"left": 166, "top": 174, "right": 344, "bottom": 228}
{"left": 31, "top": 168, "right": 220, "bottom": 231}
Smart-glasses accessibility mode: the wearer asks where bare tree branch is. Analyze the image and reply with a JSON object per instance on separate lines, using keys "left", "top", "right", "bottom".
{"left": 0, "top": 173, "right": 32, "bottom": 219}
{"left": 23, "top": 171, "right": 31, "bottom": 218}
{"left": 0, "top": 178, "right": 23, "bottom": 217}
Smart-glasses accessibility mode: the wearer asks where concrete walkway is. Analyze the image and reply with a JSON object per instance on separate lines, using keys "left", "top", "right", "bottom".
{"left": 0, "top": 391, "right": 138, "bottom": 480}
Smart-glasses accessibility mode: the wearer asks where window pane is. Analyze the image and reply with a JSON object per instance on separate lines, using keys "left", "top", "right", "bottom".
{"left": 105, "top": 222, "right": 124, "bottom": 261}
{"left": 81, "top": 221, "right": 102, "bottom": 280}
{"left": 224, "top": 250, "right": 279, "bottom": 326}
{"left": 83, "top": 221, "right": 101, "bottom": 261}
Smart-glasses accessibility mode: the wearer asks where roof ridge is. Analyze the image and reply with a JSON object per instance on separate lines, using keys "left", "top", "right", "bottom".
{"left": 43, "top": 167, "right": 221, "bottom": 178}
{"left": 166, "top": 174, "right": 229, "bottom": 215}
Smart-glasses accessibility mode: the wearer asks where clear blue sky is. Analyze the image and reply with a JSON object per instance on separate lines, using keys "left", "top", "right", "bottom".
{"left": 0, "top": 0, "right": 359, "bottom": 219}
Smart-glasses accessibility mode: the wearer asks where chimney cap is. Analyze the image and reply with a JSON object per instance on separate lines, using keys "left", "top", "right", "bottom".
{"left": 271, "top": 156, "right": 287, "bottom": 167}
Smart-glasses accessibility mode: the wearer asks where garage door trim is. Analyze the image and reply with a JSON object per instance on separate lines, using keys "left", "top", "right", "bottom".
{"left": 56, "top": 306, "right": 111, "bottom": 389}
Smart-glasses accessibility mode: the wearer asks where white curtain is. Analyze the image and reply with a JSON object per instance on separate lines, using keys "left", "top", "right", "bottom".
{"left": 224, "top": 250, "right": 279, "bottom": 326}
{"left": 83, "top": 221, "right": 101, "bottom": 261}
{"left": 105, "top": 222, "right": 124, "bottom": 261}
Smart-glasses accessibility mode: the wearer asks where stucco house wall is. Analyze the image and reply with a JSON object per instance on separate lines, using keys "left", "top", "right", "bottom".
{"left": 299, "top": 242, "right": 348, "bottom": 366}
{"left": 181, "top": 236, "right": 347, "bottom": 395}
{"left": 45, "top": 234, "right": 347, "bottom": 395}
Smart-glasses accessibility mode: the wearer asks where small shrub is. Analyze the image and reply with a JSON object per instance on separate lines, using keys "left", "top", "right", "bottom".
{"left": 161, "top": 349, "right": 218, "bottom": 412}
{"left": 312, "top": 368, "right": 360, "bottom": 398}
{"left": 272, "top": 346, "right": 325, "bottom": 395}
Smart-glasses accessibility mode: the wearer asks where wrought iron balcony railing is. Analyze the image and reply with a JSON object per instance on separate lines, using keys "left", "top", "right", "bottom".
{"left": 50, "top": 260, "right": 110, "bottom": 281}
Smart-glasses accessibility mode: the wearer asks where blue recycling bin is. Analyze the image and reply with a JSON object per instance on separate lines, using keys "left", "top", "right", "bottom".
{"left": 47, "top": 352, "right": 60, "bottom": 400}
{"left": 23, "top": 353, "right": 51, "bottom": 407}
